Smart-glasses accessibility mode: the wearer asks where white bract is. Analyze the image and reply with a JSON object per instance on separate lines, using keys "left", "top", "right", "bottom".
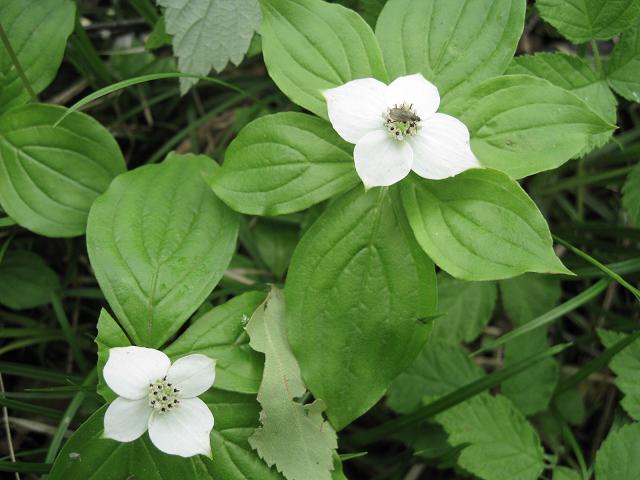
{"left": 324, "top": 73, "right": 480, "bottom": 188}
{"left": 102, "top": 346, "right": 216, "bottom": 458}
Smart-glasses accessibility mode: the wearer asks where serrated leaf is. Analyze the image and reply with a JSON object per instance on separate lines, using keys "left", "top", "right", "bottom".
{"left": 553, "top": 466, "right": 582, "bottom": 480}
{"left": 431, "top": 273, "right": 497, "bottom": 343}
{"left": 598, "top": 329, "right": 640, "bottom": 420}
{"left": 444, "top": 75, "right": 615, "bottom": 179}
{"left": 0, "top": 250, "right": 60, "bottom": 309}
{"left": 0, "top": 0, "right": 75, "bottom": 114}
{"left": 606, "top": 23, "right": 640, "bottom": 102}
{"left": 387, "top": 338, "right": 484, "bottom": 414}
{"left": 400, "top": 169, "right": 571, "bottom": 281}
{"left": 87, "top": 154, "right": 238, "bottom": 348}
{"left": 49, "top": 390, "right": 284, "bottom": 480}
{"left": 286, "top": 186, "right": 434, "bottom": 429}
{"left": 623, "top": 162, "right": 640, "bottom": 225}
{"left": 260, "top": 0, "right": 387, "bottom": 118}
{"left": 212, "top": 113, "right": 358, "bottom": 215}
{"left": 247, "top": 287, "right": 337, "bottom": 480}
{"left": 0, "top": 104, "right": 126, "bottom": 237}
{"left": 500, "top": 274, "right": 561, "bottom": 415}
{"left": 437, "top": 393, "right": 545, "bottom": 480}
{"left": 595, "top": 422, "right": 640, "bottom": 480}
{"left": 536, "top": 0, "right": 640, "bottom": 44}
{"left": 507, "top": 53, "right": 617, "bottom": 154}
{"left": 158, "top": 0, "right": 261, "bottom": 93}
{"left": 376, "top": 0, "right": 525, "bottom": 102}
{"left": 165, "top": 291, "right": 266, "bottom": 394}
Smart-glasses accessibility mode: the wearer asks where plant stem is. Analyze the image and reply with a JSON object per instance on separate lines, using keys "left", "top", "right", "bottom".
{"left": 0, "top": 23, "right": 37, "bottom": 102}
{"left": 591, "top": 39, "right": 603, "bottom": 74}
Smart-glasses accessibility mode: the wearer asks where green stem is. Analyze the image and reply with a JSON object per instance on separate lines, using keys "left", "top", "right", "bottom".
{"left": 0, "top": 23, "right": 37, "bottom": 101}
{"left": 553, "top": 235, "right": 640, "bottom": 301}
{"left": 128, "top": 0, "right": 159, "bottom": 25}
{"left": 591, "top": 39, "right": 603, "bottom": 74}
{"left": 472, "top": 278, "right": 610, "bottom": 356}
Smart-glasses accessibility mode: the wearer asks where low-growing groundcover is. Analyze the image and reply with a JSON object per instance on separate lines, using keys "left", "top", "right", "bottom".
{"left": 0, "top": 0, "right": 639, "bottom": 479}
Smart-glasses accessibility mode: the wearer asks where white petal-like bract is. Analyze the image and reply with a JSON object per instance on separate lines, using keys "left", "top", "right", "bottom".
{"left": 103, "top": 346, "right": 171, "bottom": 400}
{"left": 148, "top": 398, "right": 214, "bottom": 458}
{"left": 103, "top": 397, "right": 152, "bottom": 442}
{"left": 323, "top": 78, "right": 387, "bottom": 144}
{"left": 354, "top": 129, "right": 413, "bottom": 188}
{"left": 410, "top": 113, "right": 480, "bottom": 180}
{"left": 385, "top": 74, "right": 440, "bottom": 119}
{"left": 166, "top": 354, "right": 216, "bottom": 398}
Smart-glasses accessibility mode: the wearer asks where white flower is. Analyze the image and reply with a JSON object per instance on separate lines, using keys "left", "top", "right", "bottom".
{"left": 102, "top": 346, "right": 216, "bottom": 458}
{"left": 323, "top": 73, "right": 480, "bottom": 188}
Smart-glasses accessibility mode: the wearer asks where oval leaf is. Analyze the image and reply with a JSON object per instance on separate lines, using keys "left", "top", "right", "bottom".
{"left": 86, "top": 154, "right": 238, "bottom": 348}
{"left": 445, "top": 75, "right": 615, "bottom": 179}
{"left": 400, "top": 169, "right": 571, "bottom": 281}
{"left": 0, "top": 250, "right": 60, "bottom": 309}
{"left": 286, "top": 186, "right": 435, "bottom": 430}
{"left": 0, "top": 104, "right": 126, "bottom": 237}
{"left": 0, "top": 0, "right": 75, "bottom": 113}
{"left": 375, "top": 0, "right": 525, "bottom": 101}
{"left": 260, "top": 0, "right": 387, "bottom": 118}
{"left": 212, "top": 112, "right": 358, "bottom": 215}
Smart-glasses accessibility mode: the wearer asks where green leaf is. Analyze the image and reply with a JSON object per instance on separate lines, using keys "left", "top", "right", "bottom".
{"left": 536, "top": 0, "right": 640, "bottom": 44}
{"left": 595, "top": 422, "right": 640, "bottom": 480}
{"left": 507, "top": 53, "right": 617, "bottom": 154}
{"left": 164, "top": 291, "right": 266, "bottom": 394}
{"left": 0, "top": 251, "right": 60, "bottom": 309}
{"left": 49, "top": 390, "right": 284, "bottom": 480}
{"left": 0, "top": 0, "right": 75, "bottom": 113}
{"left": 247, "top": 287, "right": 337, "bottom": 480}
{"left": 260, "top": 0, "right": 387, "bottom": 118}
{"left": 623, "top": 162, "right": 640, "bottom": 225}
{"left": 387, "top": 338, "right": 484, "bottom": 414}
{"left": 437, "top": 393, "right": 545, "bottom": 480}
{"left": 376, "top": 0, "right": 525, "bottom": 102}
{"left": 252, "top": 220, "right": 299, "bottom": 278}
{"left": 157, "top": 0, "right": 261, "bottom": 93}
{"left": 286, "top": 186, "right": 434, "bottom": 429}
{"left": 86, "top": 154, "right": 238, "bottom": 348}
{"left": 553, "top": 466, "right": 582, "bottom": 480}
{"left": 95, "top": 309, "right": 130, "bottom": 402}
{"left": 0, "top": 104, "right": 126, "bottom": 237}
{"left": 598, "top": 329, "right": 640, "bottom": 420}
{"left": 400, "top": 169, "right": 571, "bottom": 281}
{"left": 431, "top": 273, "right": 497, "bottom": 343}
{"left": 212, "top": 113, "right": 358, "bottom": 215}
{"left": 445, "top": 75, "right": 615, "bottom": 179}
{"left": 500, "top": 274, "right": 561, "bottom": 415}
{"left": 606, "top": 23, "right": 640, "bottom": 102}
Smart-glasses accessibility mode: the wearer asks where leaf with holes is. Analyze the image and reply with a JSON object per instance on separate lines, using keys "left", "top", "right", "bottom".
{"left": 0, "top": 104, "right": 126, "bottom": 237}
{"left": 376, "top": 0, "right": 525, "bottom": 102}
{"left": 87, "top": 154, "right": 238, "bottom": 348}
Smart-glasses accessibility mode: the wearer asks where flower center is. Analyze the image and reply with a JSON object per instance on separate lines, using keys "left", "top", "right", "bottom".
{"left": 383, "top": 102, "right": 421, "bottom": 141}
{"left": 148, "top": 377, "right": 180, "bottom": 413}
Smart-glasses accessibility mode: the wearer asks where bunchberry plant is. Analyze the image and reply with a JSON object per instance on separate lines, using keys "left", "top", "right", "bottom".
{"left": 0, "top": 0, "right": 639, "bottom": 479}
